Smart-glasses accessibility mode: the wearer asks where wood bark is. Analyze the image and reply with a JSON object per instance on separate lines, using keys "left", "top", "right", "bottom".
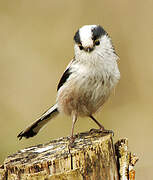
{"left": 0, "top": 131, "right": 138, "bottom": 180}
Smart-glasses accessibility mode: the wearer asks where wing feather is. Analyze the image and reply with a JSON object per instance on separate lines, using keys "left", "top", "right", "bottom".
{"left": 57, "top": 59, "right": 75, "bottom": 91}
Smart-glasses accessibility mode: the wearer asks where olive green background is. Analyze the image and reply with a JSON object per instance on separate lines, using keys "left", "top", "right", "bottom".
{"left": 0, "top": 1, "right": 152, "bottom": 179}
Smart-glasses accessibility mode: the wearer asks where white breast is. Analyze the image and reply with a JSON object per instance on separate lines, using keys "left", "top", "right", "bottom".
{"left": 56, "top": 54, "right": 120, "bottom": 116}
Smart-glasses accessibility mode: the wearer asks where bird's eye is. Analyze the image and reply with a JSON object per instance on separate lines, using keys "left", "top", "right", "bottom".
{"left": 78, "top": 44, "right": 83, "bottom": 50}
{"left": 95, "top": 40, "right": 100, "bottom": 46}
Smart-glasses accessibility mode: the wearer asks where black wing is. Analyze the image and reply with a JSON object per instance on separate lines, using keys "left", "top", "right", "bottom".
{"left": 57, "top": 68, "right": 72, "bottom": 91}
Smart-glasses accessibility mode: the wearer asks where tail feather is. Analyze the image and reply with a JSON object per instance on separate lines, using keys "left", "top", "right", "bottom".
{"left": 17, "top": 104, "right": 59, "bottom": 140}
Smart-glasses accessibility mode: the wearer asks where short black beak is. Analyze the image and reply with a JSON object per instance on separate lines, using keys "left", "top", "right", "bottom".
{"left": 85, "top": 47, "right": 94, "bottom": 52}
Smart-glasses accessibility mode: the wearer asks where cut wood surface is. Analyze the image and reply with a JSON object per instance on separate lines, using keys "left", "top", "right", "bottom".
{"left": 0, "top": 131, "right": 138, "bottom": 180}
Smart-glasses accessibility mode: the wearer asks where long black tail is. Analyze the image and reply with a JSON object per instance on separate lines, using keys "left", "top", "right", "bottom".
{"left": 17, "top": 104, "right": 59, "bottom": 140}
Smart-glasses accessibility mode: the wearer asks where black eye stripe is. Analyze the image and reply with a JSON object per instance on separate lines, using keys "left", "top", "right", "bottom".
{"left": 74, "top": 30, "right": 81, "bottom": 44}
{"left": 92, "top": 25, "right": 106, "bottom": 40}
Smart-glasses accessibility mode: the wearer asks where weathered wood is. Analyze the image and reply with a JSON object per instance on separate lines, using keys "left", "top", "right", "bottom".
{"left": 0, "top": 132, "right": 119, "bottom": 180}
{"left": 0, "top": 132, "right": 138, "bottom": 180}
{"left": 115, "top": 138, "right": 139, "bottom": 180}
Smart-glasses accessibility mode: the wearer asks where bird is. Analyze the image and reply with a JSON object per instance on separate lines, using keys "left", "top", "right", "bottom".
{"left": 17, "top": 25, "right": 120, "bottom": 144}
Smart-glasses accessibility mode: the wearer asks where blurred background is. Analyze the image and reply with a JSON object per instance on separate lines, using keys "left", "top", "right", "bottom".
{"left": 0, "top": 0, "right": 152, "bottom": 179}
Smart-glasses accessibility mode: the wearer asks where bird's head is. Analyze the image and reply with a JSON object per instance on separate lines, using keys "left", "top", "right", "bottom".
{"left": 73, "top": 25, "right": 117, "bottom": 61}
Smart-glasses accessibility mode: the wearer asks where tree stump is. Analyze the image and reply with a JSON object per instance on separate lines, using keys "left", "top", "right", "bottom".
{"left": 0, "top": 131, "right": 138, "bottom": 180}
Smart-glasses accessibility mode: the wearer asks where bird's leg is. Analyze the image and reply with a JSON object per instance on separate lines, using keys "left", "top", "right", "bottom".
{"left": 90, "top": 115, "right": 105, "bottom": 130}
{"left": 89, "top": 115, "right": 114, "bottom": 135}
{"left": 69, "top": 112, "right": 77, "bottom": 147}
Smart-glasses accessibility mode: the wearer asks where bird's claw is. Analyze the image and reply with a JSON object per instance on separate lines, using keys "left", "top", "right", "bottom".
{"left": 68, "top": 136, "right": 76, "bottom": 149}
{"left": 89, "top": 128, "right": 114, "bottom": 136}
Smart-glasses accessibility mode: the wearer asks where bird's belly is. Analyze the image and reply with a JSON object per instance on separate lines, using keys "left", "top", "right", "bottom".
{"left": 57, "top": 76, "right": 111, "bottom": 116}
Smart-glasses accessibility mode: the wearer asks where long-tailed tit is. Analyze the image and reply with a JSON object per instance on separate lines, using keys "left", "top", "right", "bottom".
{"left": 17, "top": 25, "right": 120, "bottom": 143}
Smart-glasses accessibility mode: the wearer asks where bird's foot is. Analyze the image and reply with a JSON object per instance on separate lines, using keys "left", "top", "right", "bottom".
{"left": 68, "top": 136, "right": 76, "bottom": 148}
{"left": 89, "top": 128, "right": 114, "bottom": 136}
